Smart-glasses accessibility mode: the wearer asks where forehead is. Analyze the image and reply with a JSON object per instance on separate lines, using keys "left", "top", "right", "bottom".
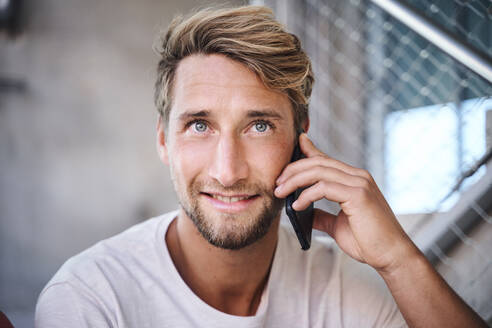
{"left": 170, "top": 54, "right": 293, "bottom": 120}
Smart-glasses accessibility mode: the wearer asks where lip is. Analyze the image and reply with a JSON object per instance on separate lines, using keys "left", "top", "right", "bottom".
{"left": 201, "top": 192, "right": 259, "bottom": 213}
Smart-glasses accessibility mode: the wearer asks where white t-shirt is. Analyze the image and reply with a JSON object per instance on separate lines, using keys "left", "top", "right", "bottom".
{"left": 35, "top": 210, "right": 407, "bottom": 327}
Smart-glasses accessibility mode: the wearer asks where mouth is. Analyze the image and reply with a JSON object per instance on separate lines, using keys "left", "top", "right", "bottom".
{"left": 200, "top": 192, "right": 260, "bottom": 212}
{"left": 207, "top": 193, "right": 257, "bottom": 202}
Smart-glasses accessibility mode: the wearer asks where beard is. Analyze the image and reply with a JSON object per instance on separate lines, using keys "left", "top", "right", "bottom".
{"left": 174, "top": 176, "right": 284, "bottom": 250}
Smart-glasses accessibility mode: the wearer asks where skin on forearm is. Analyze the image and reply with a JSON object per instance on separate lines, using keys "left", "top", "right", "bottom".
{"left": 378, "top": 248, "right": 488, "bottom": 328}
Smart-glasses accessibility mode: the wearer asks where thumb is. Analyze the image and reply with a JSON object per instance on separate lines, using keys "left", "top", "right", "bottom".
{"left": 312, "top": 208, "right": 337, "bottom": 239}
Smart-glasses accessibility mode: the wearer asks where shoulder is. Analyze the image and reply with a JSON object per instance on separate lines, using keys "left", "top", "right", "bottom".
{"left": 277, "top": 222, "right": 396, "bottom": 294}
{"left": 275, "top": 223, "right": 340, "bottom": 295}
{"left": 277, "top": 222, "right": 339, "bottom": 272}
{"left": 39, "top": 210, "right": 177, "bottom": 298}
{"left": 36, "top": 211, "right": 180, "bottom": 326}
{"left": 35, "top": 281, "right": 114, "bottom": 327}
{"left": 276, "top": 223, "right": 406, "bottom": 327}
{"left": 336, "top": 252, "right": 406, "bottom": 326}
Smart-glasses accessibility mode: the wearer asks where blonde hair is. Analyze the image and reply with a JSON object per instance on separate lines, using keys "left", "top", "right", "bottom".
{"left": 154, "top": 5, "right": 314, "bottom": 131}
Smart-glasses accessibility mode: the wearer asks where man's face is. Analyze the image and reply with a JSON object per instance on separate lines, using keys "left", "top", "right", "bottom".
{"left": 158, "top": 54, "right": 297, "bottom": 249}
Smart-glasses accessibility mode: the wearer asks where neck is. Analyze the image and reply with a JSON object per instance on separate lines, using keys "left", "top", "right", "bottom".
{"left": 166, "top": 209, "right": 279, "bottom": 316}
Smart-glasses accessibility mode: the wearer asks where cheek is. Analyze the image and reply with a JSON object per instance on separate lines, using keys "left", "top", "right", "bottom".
{"left": 170, "top": 140, "right": 212, "bottom": 184}
{"left": 247, "top": 138, "right": 293, "bottom": 183}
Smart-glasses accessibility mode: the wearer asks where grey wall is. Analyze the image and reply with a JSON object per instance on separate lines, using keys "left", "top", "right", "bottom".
{"left": 0, "top": 0, "right": 243, "bottom": 326}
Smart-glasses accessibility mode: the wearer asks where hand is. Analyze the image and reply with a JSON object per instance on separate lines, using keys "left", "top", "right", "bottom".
{"left": 274, "top": 133, "right": 419, "bottom": 274}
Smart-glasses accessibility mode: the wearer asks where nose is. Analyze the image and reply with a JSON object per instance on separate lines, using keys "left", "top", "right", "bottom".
{"left": 208, "top": 134, "right": 249, "bottom": 187}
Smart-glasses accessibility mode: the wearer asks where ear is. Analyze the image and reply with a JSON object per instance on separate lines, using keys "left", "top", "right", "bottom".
{"left": 302, "top": 117, "right": 310, "bottom": 133}
{"left": 156, "top": 116, "right": 170, "bottom": 165}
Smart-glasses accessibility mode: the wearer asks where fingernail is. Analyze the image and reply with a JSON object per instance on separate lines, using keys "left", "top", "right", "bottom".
{"left": 292, "top": 200, "right": 298, "bottom": 209}
{"left": 275, "top": 185, "right": 282, "bottom": 193}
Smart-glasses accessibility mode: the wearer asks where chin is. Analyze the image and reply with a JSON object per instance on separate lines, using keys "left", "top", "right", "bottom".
{"left": 183, "top": 197, "right": 283, "bottom": 250}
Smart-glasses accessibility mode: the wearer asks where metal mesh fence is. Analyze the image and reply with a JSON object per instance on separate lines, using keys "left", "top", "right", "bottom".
{"left": 256, "top": 0, "right": 492, "bottom": 322}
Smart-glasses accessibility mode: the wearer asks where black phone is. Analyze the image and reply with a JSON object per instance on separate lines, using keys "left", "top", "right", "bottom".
{"left": 285, "top": 135, "right": 314, "bottom": 250}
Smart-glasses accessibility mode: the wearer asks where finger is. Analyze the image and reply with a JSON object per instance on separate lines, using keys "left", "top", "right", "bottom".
{"left": 300, "top": 133, "right": 374, "bottom": 178}
{"left": 274, "top": 165, "right": 367, "bottom": 198}
{"left": 277, "top": 134, "right": 375, "bottom": 185}
{"left": 299, "top": 133, "right": 324, "bottom": 158}
{"left": 291, "top": 181, "right": 354, "bottom": 210}
{"left": 277, "top": 155, "right": 369, "bottom": 186}
{"left": 312, "top": 208, "right": 337, "bottom": 238}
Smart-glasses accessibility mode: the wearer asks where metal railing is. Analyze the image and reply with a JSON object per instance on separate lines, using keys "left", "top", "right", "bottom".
{"left": 370, "top": 0, "right": 492, "bottom": 83}
{"left": 260, "top": 0, "right": 492, "bottom": 322}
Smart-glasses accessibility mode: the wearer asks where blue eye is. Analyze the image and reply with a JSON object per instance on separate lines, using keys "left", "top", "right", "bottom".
{"left": 254, "top": 121, "right": 269, "bottom": 132}
{"left": 192, "top": 121, "right": 207, "bottom": 133}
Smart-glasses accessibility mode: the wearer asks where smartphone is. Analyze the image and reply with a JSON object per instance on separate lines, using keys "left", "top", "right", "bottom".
{"left": 285, "top": 135, "right": 314, "bottom": 250}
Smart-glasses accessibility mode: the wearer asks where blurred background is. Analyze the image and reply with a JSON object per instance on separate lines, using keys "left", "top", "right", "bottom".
{"left": 1, "top": 0, "right": 491, "bottom": 327}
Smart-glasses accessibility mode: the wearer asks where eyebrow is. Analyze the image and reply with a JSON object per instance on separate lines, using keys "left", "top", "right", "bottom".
{"left": 177, "top": 108, "right": 284, "bottom": 121}
{"left": 246, "top": 109, "right": 284, "bottom": 119}
{"left": 178, "top": 110, "right": 210, "bottom": 121}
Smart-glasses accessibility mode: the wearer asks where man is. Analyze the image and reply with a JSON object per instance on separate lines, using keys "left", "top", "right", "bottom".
{"left": 36, "top": 5, "right": 487, "bottom": 327}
